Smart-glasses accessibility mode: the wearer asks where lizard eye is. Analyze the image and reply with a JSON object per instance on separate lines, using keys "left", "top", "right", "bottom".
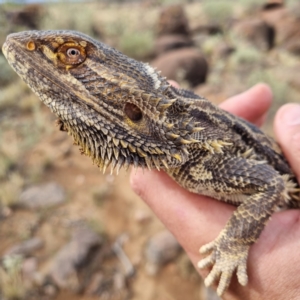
{"left": 57, "top": 43, "right": 86, "bottom": 66}
{"left": 124, "top": 103, "right": 143, "bottom": 122}
{"left": 67, "top": 48, "right": 80, "bottom": 58}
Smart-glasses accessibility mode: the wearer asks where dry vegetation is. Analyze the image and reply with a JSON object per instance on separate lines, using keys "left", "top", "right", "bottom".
{"left": 0, "top": 0, "right": 300, "bottom": 299}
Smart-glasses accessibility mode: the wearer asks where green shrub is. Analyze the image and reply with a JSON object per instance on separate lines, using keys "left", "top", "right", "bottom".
{"left": 202, "top": 1, "right": 233, "bottom": 25}
{"left": 118, "top": 30, "right": 153, "bottom": 60}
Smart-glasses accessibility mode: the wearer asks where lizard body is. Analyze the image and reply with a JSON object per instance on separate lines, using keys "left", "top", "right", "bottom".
{"left": 3, "top": 30, "right": 300, "bottom": 296}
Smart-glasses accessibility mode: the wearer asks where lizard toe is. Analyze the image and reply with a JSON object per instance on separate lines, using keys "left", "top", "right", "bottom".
{"left": 200, "top": 240, "right": 216, "bottom": 254}
{"left": 204, "top": 264, "right": 221, "bottom": 287}
{"left": 198, "top": 253, "right": 215, "bottom": 269}
{"left": 237, "top": 262, "right": 248, "bottom": 286}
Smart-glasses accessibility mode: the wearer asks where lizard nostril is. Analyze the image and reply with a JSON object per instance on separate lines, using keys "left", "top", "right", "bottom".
{"left": 124, "top": 103, "right": 143, "bottom": 122}
{"left": 26, "top": 41, "right": 36, "bottom": 51}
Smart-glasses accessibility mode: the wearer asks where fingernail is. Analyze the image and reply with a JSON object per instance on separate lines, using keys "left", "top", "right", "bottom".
{"left": 281, "top": 104, "right": 300, "bottom": 126}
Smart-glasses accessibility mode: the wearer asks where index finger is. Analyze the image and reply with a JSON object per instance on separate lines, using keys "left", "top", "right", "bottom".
{"left": 220, "top": 83, "right": 272, "bottom": 125}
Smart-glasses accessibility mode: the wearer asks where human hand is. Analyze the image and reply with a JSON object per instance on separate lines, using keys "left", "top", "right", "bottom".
{"left": 130, "top": 83, "right": 300, "bottom": 300}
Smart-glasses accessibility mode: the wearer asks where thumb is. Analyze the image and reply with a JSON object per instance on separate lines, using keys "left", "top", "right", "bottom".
{"left": 274, "top": 103, "right": 300, "bottom": 180}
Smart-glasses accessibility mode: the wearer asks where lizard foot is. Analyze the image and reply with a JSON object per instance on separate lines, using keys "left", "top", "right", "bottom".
{"left": 198, "top": 238, "right": 249, "bottom": 296}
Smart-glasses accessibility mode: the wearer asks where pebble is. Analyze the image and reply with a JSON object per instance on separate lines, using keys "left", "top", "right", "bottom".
{"left": 134, "top": 209, "right": 151, "bottom": 224}
{"left": 19, "top": 182, "right": 65, "bottom": 209}
{"left": 4, "top": 237, "right": 44, "bottom": 257}
{"left": 49, "top": 226, "right": 103, "bottom": 290}
{"left": 145, "top": 230, "right": 182, "bottom": 275}
{"left": 203, "top": 286, "right": 221, "bottom": 300}
{"left": 22, "top": 257, "right": 38, "bottom": 281}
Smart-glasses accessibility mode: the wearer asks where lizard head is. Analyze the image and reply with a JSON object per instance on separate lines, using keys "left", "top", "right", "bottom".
{"left": 3, "top": 30, "right": 203, "bottom": 172}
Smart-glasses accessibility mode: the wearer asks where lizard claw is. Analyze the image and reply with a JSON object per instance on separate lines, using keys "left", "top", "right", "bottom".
{"left": 198, "top": 238, "right": 249, "bottom": 296}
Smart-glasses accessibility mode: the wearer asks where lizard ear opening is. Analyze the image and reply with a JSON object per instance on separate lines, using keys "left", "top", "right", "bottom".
{"left": 124, "top": 103, "right": 143, "bottom": 122}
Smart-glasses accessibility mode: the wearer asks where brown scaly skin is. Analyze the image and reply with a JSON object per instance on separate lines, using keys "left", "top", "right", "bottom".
{"left": 3, "top": 30, "right": 300, "bottom": 296}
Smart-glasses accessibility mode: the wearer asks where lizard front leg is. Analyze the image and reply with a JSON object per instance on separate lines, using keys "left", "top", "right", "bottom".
{"left": 197, "top": 158, "right": 286, "bottom": 296}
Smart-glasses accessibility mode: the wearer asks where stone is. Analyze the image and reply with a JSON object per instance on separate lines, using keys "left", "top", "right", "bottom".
{"left": 153, "top": 34, "right": 193, "bottom": 57}
{"left": 151, "top": 48, "right": 208, "bottom": 87}
{"left": 19, "top": 182, "right": 66, "bottom": 209}
{"left": 4, "top": 237, "right": 44, "bottom": 257}
{"left": 202, "top": 286, "right": 221, "bottom": 300}
{"left": 156, "top": 4, "right": 190, "bottom": 36}
{"left": 4, "top": 4, "right": 43, "bottom": 31}
{"left": 145, "top": 230, "right": 181, "bottom": 275}
{"left": 262, "top": 0, "right": 284, "bottom": 11}
{"left": 85, "top": 272, "right": 104, "bottom": 295}
{"left": 134, "top": 209, "right": 151, "bottom": 224}
{"left": 49, "top": 226, "right": 103, "bottom": 291}
{"left": 231, "top": 18, "right": 274, "bottom": 50}
{"left": 22, "top": 257, "right": 38, "bottom": 282}
{"left": 261, "top": 6, "right": 300, "bottom": 49}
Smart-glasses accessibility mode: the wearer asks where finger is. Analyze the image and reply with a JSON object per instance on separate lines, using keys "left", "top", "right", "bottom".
{"left": 274, "top": 103, "right": 300, "bottom": 180}
{"left": 168, "top": 80, "right": 180, "bottom": 88}
{"left": 220, "top": 83, "right": 272, "bottom": 125}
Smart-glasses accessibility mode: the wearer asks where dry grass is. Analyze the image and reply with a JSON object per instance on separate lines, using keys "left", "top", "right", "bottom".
{"left": 0, "top": 172, "right": 24, "bottom": 208}
{"left": 0, "top": 255, "right": 26, "bottom": 300}
{"left": 201, "top": 1, "right": 233, "bottom": 25}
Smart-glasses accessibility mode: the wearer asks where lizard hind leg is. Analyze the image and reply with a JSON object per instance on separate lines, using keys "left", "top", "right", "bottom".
{"left": 198, "top": 235, "right": 249, "bottom": 296}
{"left": 198, "top": 173, "right": 285, "bottom": 296}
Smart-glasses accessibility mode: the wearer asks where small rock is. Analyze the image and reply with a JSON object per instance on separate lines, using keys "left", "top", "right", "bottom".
{"left": 113, "top": 272, "right": 126, "bottom": 291}
{"left": 156, "top": 4, "right": 190, "bottom": 36}
{"left": 285, "top": 39, "right": 300, "bottom": 56}
{"left": 145, "top": 230, "right": 181, "bottom": 275}
{"left": 43, "top": 284, "right": 58, "bottom": 297}
{"left": 261, "top": 6, "right": 300, "bottom": 48}
{"left": 0, "top": 206, "right": 12, "bottom": 218}
{"left": 191, "top": 23, "right": 223, "bottom": 36}
{"left": 85, "top": 271, "right": 128, "bottom": 298}
{"left": 203, "top": 286, "right": 221, "bottom": 300}
{"left": 231, "top": 18, "right": 274, "bottom": 51}
{"left": 212, "top": 42, "right": 235, "bottom": 60}
{"left": 153, "top": 34, "right": 193, "bottom": 57}
{"left": 151, "top": 48, "right": 208, "bottom": 87}
{"left": 49, "top": 226, "right": 103, "bottom": 291}
{"left": 113, "top": 234, "right": 135, "bottom": 277}
{"left": 22, "top": 257, "right": 38, "bottom": 282}
{"left": 262, "top": 0, "right": 284, "bottom": 11}
{"left": 19, "top": 182, "right": 65, "bottom": 209}
{"left": 4, "top": 237, "right": 44, "bottom": 257}
{"left": 4, "top": 4, "right": 43, "bottom": 30}
{"left": 85, "top": 272, "right": 104, "bottom": 295}
{"left": 134, "top": 209, "right": 151, "bottom": 224}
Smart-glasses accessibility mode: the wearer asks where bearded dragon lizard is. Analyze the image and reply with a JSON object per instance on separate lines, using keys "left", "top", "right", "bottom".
{"left": 2, "top": 30, "right": 300, "bottom": 296}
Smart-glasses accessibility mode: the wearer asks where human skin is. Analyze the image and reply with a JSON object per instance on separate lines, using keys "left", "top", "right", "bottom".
{"left": 130, "top": 83, "right": 300, "bottom": 300}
